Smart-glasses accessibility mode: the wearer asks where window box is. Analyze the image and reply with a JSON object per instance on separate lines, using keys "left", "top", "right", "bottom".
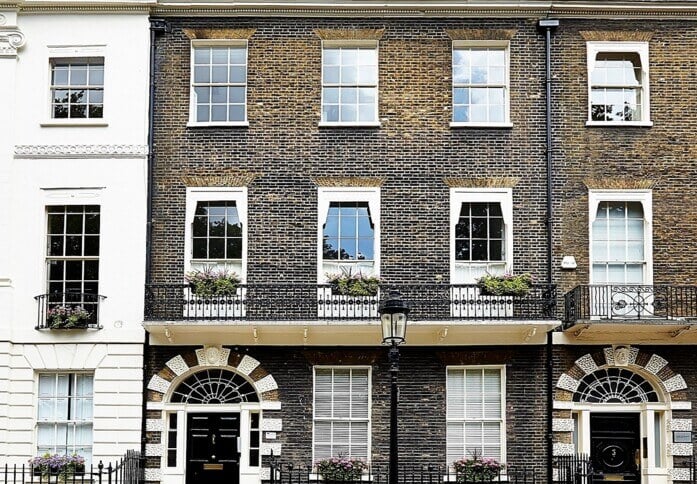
{"left": 476, "top": 273, "right": 533, "bottom": 297}
{"left": 185, "top": 268, "right": 241, "bottom": 298}
{"left": 46, "top": 306, "right": 91, "bottom": 329}
{"left": 326, "top": 271, "right": 380, "bottom": 297}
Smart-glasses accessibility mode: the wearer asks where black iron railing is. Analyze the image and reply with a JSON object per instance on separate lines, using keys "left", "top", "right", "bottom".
{"left": 564, "top": 284, "right": 697, "bottom": 327}
{"left": 265, "top": 463, "right": 537, "bottom": 484}
{"left": 552, "top": 455, "right": 592, "bottom": 484}
{"left": 144, "top": 283, "right": 556, "bottom": 321}
{"left": 34, "top": 293, "right": 106, "bottom": 330}
{"left": 1, "top": 450, "right": 143, "bottom": 484}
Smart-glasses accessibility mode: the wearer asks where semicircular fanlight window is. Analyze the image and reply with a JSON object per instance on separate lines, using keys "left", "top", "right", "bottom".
{"left": 574, "top": 367, "right": 659, "bottom": 403}
{"left": 170, "top": 369, "right": 259, "bottom": 404}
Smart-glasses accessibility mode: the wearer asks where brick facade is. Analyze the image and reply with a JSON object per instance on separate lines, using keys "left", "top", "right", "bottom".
{"left": 147, "top": 11, "right": 697, "bottom": 484}
{"left": 551, "top": 20, "right": 697, "bottom": 292}
{"left": 150, "top": 17, "right": 550, "bottom": 286}
{"left": 145, "top": 346, "right": 547, "bottom": 471}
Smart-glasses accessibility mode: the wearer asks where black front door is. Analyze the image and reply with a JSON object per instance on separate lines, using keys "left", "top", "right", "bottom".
{"left": 186, "top": 413, "right": 240, "bottom": 484}
{"left": 591, "top": 413, "right": 641, "bottom": 483}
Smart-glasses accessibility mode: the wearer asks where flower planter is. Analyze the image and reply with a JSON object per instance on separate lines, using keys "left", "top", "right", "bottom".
{"left": 476, "top": 273, "right": 533, "bottom": 297}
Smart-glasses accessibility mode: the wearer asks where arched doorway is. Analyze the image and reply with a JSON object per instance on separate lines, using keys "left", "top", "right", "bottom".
{"left": 554, "top": 348, "right": 690, "bottom": 484}
{"left": 168, "top": 369, "right": 260, "bottom": 484}
{"left": 574, "top": 368, "right": 662, "bottom": 484}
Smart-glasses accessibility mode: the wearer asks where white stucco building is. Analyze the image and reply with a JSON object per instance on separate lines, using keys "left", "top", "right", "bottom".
{"left": 0, "top": 4, "right": 150, "bottom": 465}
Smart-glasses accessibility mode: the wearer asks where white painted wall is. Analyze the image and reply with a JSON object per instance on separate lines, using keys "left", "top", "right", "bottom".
{"left": 4, "top": 343, "right": 144, "bottom": 464}
{"left": 0, "top": 10, "right": 150, "bottom": 462}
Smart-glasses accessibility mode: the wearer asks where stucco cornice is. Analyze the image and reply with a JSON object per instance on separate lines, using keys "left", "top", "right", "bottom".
{"left": 150, "top": 1, "right": 697, "bottom": 19}
{"left": 8, "top": 0, "right": 697, "bottom": 18}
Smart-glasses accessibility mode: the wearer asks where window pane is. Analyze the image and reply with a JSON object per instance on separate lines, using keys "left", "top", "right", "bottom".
{"left": 228, "top": 105, "right": 245, "bottom": 122}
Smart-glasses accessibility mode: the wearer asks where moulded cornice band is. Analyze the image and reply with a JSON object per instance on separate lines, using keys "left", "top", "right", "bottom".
{"left": 14, "top": 144, "right": 148, "bottom": 159}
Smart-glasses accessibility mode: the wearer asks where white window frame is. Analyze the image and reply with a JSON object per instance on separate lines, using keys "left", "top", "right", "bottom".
{"left": 449, "top": 188, "right": 513, "bottom": 283}
{"left": 319, "top": 40, "right": 381, "bottom": 128}
{"left": 41, "top": 45, "right": 108, "bottom": 127}
{"left": 184, "top": 187, "right": 248, "bottom": 280}
{"left": 317, "top": 187, "right": 380, "bottom": 282}
{"left": 312, "top": 366, "right": 372, "bottom": 465}
{"left": 35, "top": 372, "right": 94, "bottom": 463}
{"left": 586, "top": 41, "right": 652, "bottom": 127}
{"left": 188, "top": 39, "right": 249, "bottom": 127}
{"left": 450, "top": 40, "right": 512, "bottom": 129}
{"left": 588, "top": 189, "right": 653, "bottom": 285}
{"left": 445, "top": 365, "right": 506, "bottom": 466}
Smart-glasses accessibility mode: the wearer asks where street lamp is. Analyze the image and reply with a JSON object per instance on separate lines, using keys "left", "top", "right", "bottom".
{"left": 379, "top": 291, "right": 410, "bottom": 484}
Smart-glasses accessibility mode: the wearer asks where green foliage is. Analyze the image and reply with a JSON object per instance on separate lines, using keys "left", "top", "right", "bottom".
{"left": 316, "top": 457, "right": 368, "bottom": 482}
{"left": 185, "top": 268, "right": 241, "bottom": 297}
{"left": 47, "top": 306, "right": 91, "bottom": 329}
{"left": 453, "top": 455, "right": 504, "bottom": 483}
{"left": 477, "top": 273, "right": 533, "bottom": 297}
{"left": 326, "top": 271, "right": 380, "bottom": 297}
{"left": 30, "top": 453, "right": 85, "bottom": 481}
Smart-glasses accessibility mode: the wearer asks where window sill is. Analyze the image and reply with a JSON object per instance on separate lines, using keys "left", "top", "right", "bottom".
{"left": 187, "top": 121, "right": 249, "bottom": 128}
{"left": 318, "top": 122, "right": 382, "bottom": 128}
{"left": 450, "top": 122, "right": 513, "bottom": 129}
{"left": 585, "top": 120, "right": 653, "bottom": 127}
{"left": 40, "top": 119, "right": 108, "bottom": 127}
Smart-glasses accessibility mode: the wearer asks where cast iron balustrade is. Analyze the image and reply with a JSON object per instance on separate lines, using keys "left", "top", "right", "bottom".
{"left": 265, "top": 462, "right": 537, "bottom": 484}
{"left": 144, "top": 283, "right": 556, "bottom": 321}
{"left": 0, "top": 450, "right": 143, "bottom": 484}
{"left": 552, "top": 455, "right": 592, "bottom": 484}
{"left": 34, "top": 293, "right": 105, "bottom": 330}
{"left": 564, "top": 284, "right": 697, "bottom": 327}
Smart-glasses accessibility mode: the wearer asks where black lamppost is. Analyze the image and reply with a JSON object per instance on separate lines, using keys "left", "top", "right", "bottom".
{"left": 379, "top": 291, "right": 410, "bottom": 484}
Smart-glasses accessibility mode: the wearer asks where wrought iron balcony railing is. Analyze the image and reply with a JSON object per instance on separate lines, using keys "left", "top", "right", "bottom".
{"left": 144, "top": 283, "right": 556, "bottom": 322}
{"left": 35, "top": 292, "right": 105, "bottom": 330}
{"left": 564, "top": 284, "right": 697, "bottom": 327}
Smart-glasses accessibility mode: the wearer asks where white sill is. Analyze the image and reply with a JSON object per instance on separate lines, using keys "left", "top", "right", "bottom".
{"left": 450, "top": 122, "right": 513, "bottom": 129}
{"left": 40, "top": 119, "right": 108, "bottom": 127}
{"left": 585, "top": 120, "right": 653, "bottom": 127}
{"left": 187, "top": 121, "right": 249, "bottom": 128}
{"left": 318, "top": 122, "right": 381, "bottom": 128}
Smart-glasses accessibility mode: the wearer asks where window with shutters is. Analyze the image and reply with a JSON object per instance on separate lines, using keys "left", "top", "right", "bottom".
{"left": 446, "top": 367, "right": 505, "bottom": 465}
{"left": 313, "top": 367, "right": 370, "bottom": 462}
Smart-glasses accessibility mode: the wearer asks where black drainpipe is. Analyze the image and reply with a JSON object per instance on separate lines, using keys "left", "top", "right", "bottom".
{"left": 141, "top": 17, "right": 169, "bottom": 456}
{"left": 538, "top": 17, "right": 559, "bottom": 484}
